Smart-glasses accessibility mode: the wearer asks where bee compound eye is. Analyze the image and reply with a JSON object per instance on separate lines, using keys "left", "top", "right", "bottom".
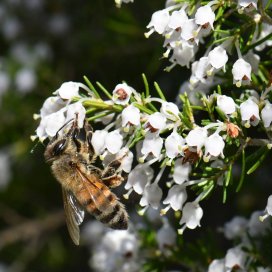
{"left": 52, "top": 139, "right": 67, "bottom": 156}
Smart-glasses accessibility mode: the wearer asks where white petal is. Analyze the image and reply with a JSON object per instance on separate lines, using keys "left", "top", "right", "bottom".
{"left": 105, "top": 130, "right": 123, "bottom": 154}
{"left": 173, "top": 161, "right": 191, "bottom": 184}
{"left": 66, "top": 102, "right": 86, "bottom": 128}
{"left": 56, "top": 81, "right": 80, "bottom": 100}
{"left": 217, "top": 95, "right": 236, "bottom": 114}
{"left": 91, "top": 130, "right": 108, "bottom": 155}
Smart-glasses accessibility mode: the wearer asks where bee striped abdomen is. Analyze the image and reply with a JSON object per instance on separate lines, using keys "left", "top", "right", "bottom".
{"left": 75, "top": 178, "right": 128, "bottom": 229}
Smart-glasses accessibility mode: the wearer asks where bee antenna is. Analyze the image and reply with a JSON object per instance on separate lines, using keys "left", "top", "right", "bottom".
{"left": 55, "top": 118, "right": 75, "bottom": 137}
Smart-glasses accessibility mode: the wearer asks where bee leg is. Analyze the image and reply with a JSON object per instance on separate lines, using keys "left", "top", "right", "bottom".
{"left": 87, "top": 165, "right": 103, "bottom": 177}
{"left": 83, "top": 120, "right": 97, "bottom": 163}
{"left": 101, "top": 159, "right": 125, "bottom": 188}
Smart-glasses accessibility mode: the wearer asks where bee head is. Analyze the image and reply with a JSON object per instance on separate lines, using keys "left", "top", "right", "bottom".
{"left": 44, "top": 137, "right": 68, "bottom": 163}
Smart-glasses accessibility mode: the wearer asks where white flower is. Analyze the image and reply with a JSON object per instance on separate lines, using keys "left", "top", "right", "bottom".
{"left": 163, "top": 184, "right": 187, "bottom": 211}
{"left": 208, "top": 259, "right": 225, "bottom": 272}
{"left": 195, "top": 5, "right": 215, "bottom": 30}
{"left": 223, "top": 216, "right": 248, "bottom": 240}
{"left": 265, "top": 195, "right": 272, "bottom": 216}
{"left": 186, "top": 127, "right": 208, "bottom": 151}
{"left": 248, "top": 210, "right": 271, "bottom": 237}
{"left": 40, "top": 96, "right": 66, "bottom": 118}
{"left": 190, "top": 57, "right": 210, "bottom": 85}
{"left": 125, "top": 165, "right": 154, "bottom": 195}
{"left": 181, "top": 19, "right": 198, "bottom": 42}
{"left": 141, "top": 133, "right": 163, "bottom": 161}
{"left": 121, "top": 105, "right": 140, "bottom": 127}
{"left": 169, "top": 42, "right": 196, "bottom": 68}
{"left": 145, "top": 112, "right": 167, "bottom": 133}
{"left": 91, "top": 130, "right": 108, "bottom": 155}
{"left": 15, "top": 67, "right": 37, "bottom": 93}
{"left": 55, "top": 81, "right": 80, "bottom": 100}
{"left": 208, "top": 46, "right": 228, "bottom": 71}
{"left": 112, "top": 83, "right": 133, "bottom": 105}
{"left": 0, "top": 150, "right": 11, "bottom": 190}
{"left": 117, "top": 147, "right": 134, "bottom": 173}
{"left": 140, "top": 182, "right": 163, "bottom": 210}
{"left": 160, "top": 102, "right": 180, "bottom": 121}
{"left": 168, "top": 9, "right": 188, "bottom": 30}
{"left": 145, "top": 9, "right": 170, "bottom": 37}
{"left": 90, "top": 229, "right": 139, "bottom": 272}
{"left": 217, "top": 95, "right": 236, "bottom": 115}
{"left": 240, "top": 98, "right": 260, "bottom": 127}
{"left": 232, "top": 58, "right": 252, "bottom": 87}
{"left": 261, "top": 101, "right": 272, "bottom": 128}
{"left": 179, "top": 202, "right": 203, "bottom": 232}
{"left": 238, "top": 0, "right": 257, "bottom": 11}
{"left": 156, "top": 219, "right": 177, "bottom": 254}
{"left": 204, "top": 133, "right": 225, "bottom": 159}
{"left": 65, "top": 102, "right": 86, "bottom": 128}
{"left": 225, "top": 246, "right": 247, "bottom": 270}
{"left": 105, "top": 130, "right": 123, "bottom": 154}
{"left": 173, "top": 160, "right": 191, "bottom": 185}
{"left": 165, "top": 131, "right": 185, "bottom": 159}
{"left": 36, "top": 110, "right": 66, "bottom": 139}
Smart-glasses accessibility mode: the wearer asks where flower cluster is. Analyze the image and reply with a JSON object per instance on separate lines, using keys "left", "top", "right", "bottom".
{"left": 209, "top": 206, "right": 272, "bottom": 272}
{"left": 33, "top": 75, "right": 272, "bottom": 237}
{"left": 145, "top": 1, "right": 272, "bottom": 101}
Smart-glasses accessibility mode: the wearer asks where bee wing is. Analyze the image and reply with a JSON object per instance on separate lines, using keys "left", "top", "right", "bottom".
{"left": 62, "top": 188, "right": 85, "bottom": 245}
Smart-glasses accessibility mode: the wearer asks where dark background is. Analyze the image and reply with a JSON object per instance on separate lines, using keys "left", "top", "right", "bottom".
{"left": 0, "top": 1, "right": 270, "bottom": 271}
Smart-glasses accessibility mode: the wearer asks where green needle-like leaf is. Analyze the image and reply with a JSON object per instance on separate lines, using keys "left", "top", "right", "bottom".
{"left": 236, "top": 149, "right": 246, "bottom": 192}
{"left": 247, "top": 147, "right": 270, "bottom": 175}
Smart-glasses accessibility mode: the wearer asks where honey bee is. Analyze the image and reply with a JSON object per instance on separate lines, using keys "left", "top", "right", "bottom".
{"left": 44, "top": 116, "right": 128, "bottom": 245}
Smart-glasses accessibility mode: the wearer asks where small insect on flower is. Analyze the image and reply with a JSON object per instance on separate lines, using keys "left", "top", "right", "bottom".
{"left": 44, "top": 114, "right": 128, "bottom": 245}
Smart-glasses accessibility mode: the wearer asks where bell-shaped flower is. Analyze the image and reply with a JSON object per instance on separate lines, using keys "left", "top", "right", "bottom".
{"left": 156, "top": 218, "right": 177, "bottom": 254}
{"left": 173, "top": 160, "right": 191, "bottom": 184}
{"left": 208, "top": 259, "right": 225, "bottom": 272}
{"left": 65, "top": 102, "right": 86, "bottom": 128}
{"left": 181, "top": 19, "right": 198, "bottom": 43}
{"left": 42, "top": 110, "right": 66, "bottom": 138}
{"left": 225, "top": 246, "right": 247, "bottom": 270}
{"left": 125, "top": 165, "right": 154, "bottom": 195}
{"left": 117, "top": 147, "right": 134, "bottom": 173}
{"left": 208, "top": 46, "right": 228, "bottom": 72}
{"left": 232, "top": 58, "right": 252, "bottom": 87}
{"left": 259, "top": 195, "right": 272, "bottom": 222}
{"left": 160, "top": 102, "right": 180, "bottom": 121}
{"left": 240, "top": 98, "right": 260, "bottom": 127}
{"left": 40, "top": 96, "right": 66, "bottom": 118}
{"left": 217, "top": 95, "right": 236, "bottom": 115}
{"left": 162, "top": 184, "right": 187, "bottom": 212}
{"left": 145, "top": 112, "right": 167, "bottom": 133}
{"left": 223, "top": 216, "right": 248, "bottom": 240}
{"left": 55, "top": 81, "right": 80, "bottom": 100}
{"left": 248, "top": 210, "right": 271, "bottom": 237}
{"left": 140, "top": 182, "right": 163, "bottom": 210}
{"left": 238, "top": 0, "right": 257, "bottom": 12}
{"left": 121, "top": 104, "right": 140, "bottom": 128}
{"left": 105, "top": 130, "right": 123, "bottom": 154}
{"left": 186, "top": 127, "right": 208, "bottom": 151}
{"left": 112, "top": 83, "right": 133, "bottom": 105}
{"left": 204, "top": 133, "right": 225, "bottom": 160}
{"left": 261, "top": 101, "right": 272, "bottom": 128}
{"left": 165, "top": 131, "right": 185, "bottom": 159}
{"left": 190, "top": 57, "right": 210, "bottom": 85}
{"left": 179, "top": 202, "right": 203, "bottom": 233}
{"left": 169, "top": 42, "right": 196, "bottom": 68}
{"left": 168, "top": 9, "right": 188, "bottom": 31}
{"left": 145, "top": 9, "right": 170, "bottom": 37}
{"left": 141, "top": 133, "right": 163, "bottom": 161}
{"left": 195, "top": 5, "right": 215, "bottom": 30}
{"left": 91, "top": 130, "right": 108, "bottom": 155}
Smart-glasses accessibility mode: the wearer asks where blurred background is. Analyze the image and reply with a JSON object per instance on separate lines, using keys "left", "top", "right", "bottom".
{"left": 0, "top": 0, "right": 271, "bottom": 271}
